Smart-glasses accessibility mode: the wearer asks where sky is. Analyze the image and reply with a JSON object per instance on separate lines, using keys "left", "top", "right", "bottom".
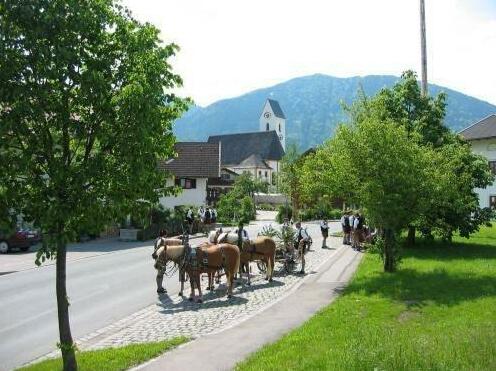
{"left": 122, "top": 0, "right": 496, "bottom": 107}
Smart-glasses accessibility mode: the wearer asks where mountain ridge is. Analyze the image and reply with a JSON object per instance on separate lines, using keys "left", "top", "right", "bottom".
{"left": 174, "top": 74, "right": 496, "bottom": 151}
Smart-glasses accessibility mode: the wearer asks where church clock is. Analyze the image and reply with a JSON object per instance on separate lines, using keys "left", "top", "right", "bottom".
{"left": 264, "top": 112, "right": 271, "bottom": 119}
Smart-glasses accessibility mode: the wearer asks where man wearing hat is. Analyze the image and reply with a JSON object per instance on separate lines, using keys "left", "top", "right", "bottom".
{"left": 295, "top": 221, "right": 310, "bottom": 274}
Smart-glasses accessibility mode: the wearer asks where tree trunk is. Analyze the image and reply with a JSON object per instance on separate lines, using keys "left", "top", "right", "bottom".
{"left": 56, "top": 237, "right": 77, "bottom": 371}
{"left": 383, "top": 229, "right": 396, "bottom": 272}
{"left": 407, "top": 226, "right": 416, "bottom": 246}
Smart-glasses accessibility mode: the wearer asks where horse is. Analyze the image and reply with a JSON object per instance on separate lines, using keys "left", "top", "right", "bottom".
{"left": 154, "top": 243, "right": 240, "bottom": 303}
{"left": 208, "top": 229, "right": 276, "bottom": 284}
{"left": 152, "top": 236, "right": 182, "bottom": 259}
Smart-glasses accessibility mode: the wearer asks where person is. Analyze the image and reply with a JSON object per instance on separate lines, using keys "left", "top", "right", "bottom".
{"left": 352, "top": 212, "right": 363, "bottom": 251}
{"left": 204, "top": 207, "right": 211, "bottom": 224}
{"left": 153, "top": 229, "right": 168, "bottom": 293}
{"left": 234, "top": 222, "right": 249, "bottom": 241}
{"left": 320, "top": 219, "right": 329, "bottom": 248}
{"left": 341, "top": 211, "right": 351, "bottom": 245}
{"left": 211, "top": 208, "right": 217, "bottom": 223}
{"left": 186, "top": 207, "right": 194, "bottom": 234}
{"left": 198, "top": 206, "right": 205, "bottom": 223}
{"left": 283, "top": 218, "right": 290, "bottom": 228}
{"left": 295, "top": 221, "right": 310, "bottom": 274}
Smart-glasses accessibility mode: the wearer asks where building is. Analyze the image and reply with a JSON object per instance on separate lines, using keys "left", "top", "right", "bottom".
{"left": 158, "top": 142, "right": 220, "bottom": 209}
{"left": 259, "top": 98, "right": 286, "bottom": 149}
{"left": 206, "top": 98, "right": 287, "bottom": 205}
{"left": 459, "top": 114, "right": 496, "bottom": 209}
{"left": 207, "top": 130, "right": 285, "bottom": 184}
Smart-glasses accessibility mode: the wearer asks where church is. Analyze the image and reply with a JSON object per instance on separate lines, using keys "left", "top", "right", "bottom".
{"left": 207, "top": 98, "right": 286, "bottom": 185}
{"left": 206, "top": 99, "right": 287, "bottom": 204}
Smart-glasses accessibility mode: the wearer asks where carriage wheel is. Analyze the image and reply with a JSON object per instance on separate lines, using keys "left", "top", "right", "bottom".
{"left": 284, "top": 252, "right": 302, "bottom": 273}
{"left": 256, "top": 261, "right": 267, "bottom": 273}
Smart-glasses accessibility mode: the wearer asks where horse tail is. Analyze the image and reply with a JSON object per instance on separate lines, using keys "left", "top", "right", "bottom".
{"left": 233, "top": 245, "right": 240, "bottom": 277}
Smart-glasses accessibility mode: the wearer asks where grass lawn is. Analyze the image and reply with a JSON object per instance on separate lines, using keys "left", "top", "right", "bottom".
{"left": 237, "top": 226, "right": 496, "bottom": 370}
{"left": 19, "top": 337, "right": 188, "bottom": 371}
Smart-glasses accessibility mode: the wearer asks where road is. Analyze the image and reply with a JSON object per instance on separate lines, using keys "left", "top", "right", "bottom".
{"left": 0, "top": 213, "right": 340, "bottom": 370}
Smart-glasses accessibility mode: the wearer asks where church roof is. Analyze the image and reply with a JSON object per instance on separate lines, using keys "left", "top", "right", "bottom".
{"left": 236, "top": 154, "right": 272, "bottom": 169}
{"left": 459, "top": 114, "right": 496, "bottom": 141}
{"left": 158, "top": 142, "right": 220, "bottom": 178}
{"left": 207, "top": 130, "right": 285, "bottom": 166}
{"left": 267, "top": 99, "right": 286, "bottom": 119}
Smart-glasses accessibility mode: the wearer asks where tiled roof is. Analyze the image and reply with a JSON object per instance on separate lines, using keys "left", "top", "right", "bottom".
{"left": 207, "top": 131, "right": 285, "bottom": 166}
{"left": 158, "top": 142, "right": 220, "bottom": 178}
{"left": 267, "top": 99, "right": 286, "bottom": 119}
{"left": 459, "top": 114, "right": 496, "bottom": 141}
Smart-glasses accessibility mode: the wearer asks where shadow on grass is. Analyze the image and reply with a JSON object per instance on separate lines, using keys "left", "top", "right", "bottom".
{"left": 403, "top": 239, "right": 496, "bottom": 261}
{"left": 343, "top": 235, "right": 496, "bottom": 306}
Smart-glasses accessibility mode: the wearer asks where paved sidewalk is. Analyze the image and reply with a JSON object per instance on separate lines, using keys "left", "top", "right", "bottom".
{"left": 138, "top": 244, "right": 363, "bottom": 371}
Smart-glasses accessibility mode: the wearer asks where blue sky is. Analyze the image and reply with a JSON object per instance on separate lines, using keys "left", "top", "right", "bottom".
{"left": 123, "top": 0, "right": 496, "bottom": 107}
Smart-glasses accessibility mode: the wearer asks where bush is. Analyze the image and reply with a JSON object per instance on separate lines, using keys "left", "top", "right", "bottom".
{"left": 299, "top": 205, "right": 342, "bottom": 221}
{"left": 276, "top": 204, "right": 292, "bottom": 223}
{"left": 217, "top": 193, "right": 255, "bottom": 225}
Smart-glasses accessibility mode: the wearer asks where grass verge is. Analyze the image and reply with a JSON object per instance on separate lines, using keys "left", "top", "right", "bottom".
{"left": 19, "top": 337, "right": 189, "bottom": 371}
{"left": 237, "top": 226, "right": 496, "bottom": 370}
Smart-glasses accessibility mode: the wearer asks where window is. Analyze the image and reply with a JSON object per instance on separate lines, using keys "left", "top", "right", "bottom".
{"left": 266, "top": 123, "right": 269, "bottom": 131}
{"left": 265, "top": 171, "right": 268, "bottom": 177}
{"left": 221, "top": 173, "right": 230, "bottom": 180}
{"left": 258, "top": 170, "right": 262, "bottom": 177}
{"left": 490, "top": 196, "right": 496, "bottom": 210}
{"left": 489, "top": 161, "right": 496, "bottom": 175}
{"left": 279, "top": 123, "right": 281, "bottom": 132}
{"left": 174, "top": 177, "right": 196, "bottom": 189}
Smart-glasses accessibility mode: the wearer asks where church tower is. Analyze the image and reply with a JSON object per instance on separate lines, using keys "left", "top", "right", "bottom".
{"left": 259, "top": 99, "right": 286, "bottom": 149}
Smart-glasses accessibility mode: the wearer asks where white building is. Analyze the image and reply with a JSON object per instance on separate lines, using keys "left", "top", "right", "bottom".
{"left": 259, "top": 98, "right": 286, "bottom": 150}
{"left": 207, "top": 98, "right": 286, "bottom": 185}
{"left": 158, "top": 142, "right": 220, "bottom": 209}
{"left": 459, "top": 114, "right": 496, "bottom": 209}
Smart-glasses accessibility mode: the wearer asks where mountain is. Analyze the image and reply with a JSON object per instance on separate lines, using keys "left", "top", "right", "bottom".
{"left": 174, "top": 74, "right": 496, "bottom": 151}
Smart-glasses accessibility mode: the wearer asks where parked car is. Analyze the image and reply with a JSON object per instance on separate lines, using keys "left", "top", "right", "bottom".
{"left": 0, "top": 230, "right": 31, "bottom": 253}
{"left": 21, "top": 228, "right": 42, "bottom": 245}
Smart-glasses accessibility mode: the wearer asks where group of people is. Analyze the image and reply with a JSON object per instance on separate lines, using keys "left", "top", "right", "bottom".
{"left": 185, "top": 206, "right": 217, "bottom": 233}
{"left": 340, "top": 211, "right": 375, "bottom": 251}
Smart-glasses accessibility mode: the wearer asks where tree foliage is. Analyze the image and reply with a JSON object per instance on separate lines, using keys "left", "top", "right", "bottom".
{"left": 216, "top": 173, "right": 261, "bottom": 224}
{"left": 0, "top": 1, "right": 188, "bottom": 369}
{"left": 301, "top": 72, "right": 494, "bottom": 271}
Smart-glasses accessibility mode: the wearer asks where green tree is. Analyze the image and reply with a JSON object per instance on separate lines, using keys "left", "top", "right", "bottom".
{"left": 302, "top": 118, "right": 430, "bottom": 272}
{"left": 216, "top": 173, "right": 259, "bottom": 224}
{"left": 0, "top": 1, "right": 188, "bottom": 369}
{"left": 422, "top": 136, "right": 494, "bottom": 241}
{"left": 344, "top": 71, "right": 492, "bottom": 245}
{"left": 279, "top": 143, "right": 304, "bottom": 220}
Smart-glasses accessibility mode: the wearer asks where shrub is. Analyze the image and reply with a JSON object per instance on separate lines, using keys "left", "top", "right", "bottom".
{"left": 276, "top": 204, "right": 292, "bottom": 223}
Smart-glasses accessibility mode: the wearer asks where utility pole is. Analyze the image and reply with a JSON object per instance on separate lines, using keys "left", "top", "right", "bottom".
{"left": 420, "top": 0, "right": 428, "bottom": 96}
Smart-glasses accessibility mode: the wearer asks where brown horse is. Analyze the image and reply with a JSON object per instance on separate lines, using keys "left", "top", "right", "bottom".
{"left": 209, "top": 230, "right": 276, "bottom": 284}
{"left": 155, "top": 243, "right": 240, "bottom": 303}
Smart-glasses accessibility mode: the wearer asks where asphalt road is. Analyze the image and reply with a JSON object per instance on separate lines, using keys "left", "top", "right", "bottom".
{"left": 0, "top": 215, "right": 340, "bottom": 370}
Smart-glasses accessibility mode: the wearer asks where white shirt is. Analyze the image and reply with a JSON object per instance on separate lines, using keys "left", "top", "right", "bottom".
{"left": 349, "top": 215, "right": 355, "bottom": 227}
{"left": 186, "top": 210, "right": 193, "bottom": 219}
{"left": 320, "top": 221, "right": 329, "bottom": 230}
{"left": 353, "top": 217, "right": 359, "bottom": 230}
{"left": 235, "top": 229, "right": 249, "bottom": 240}
{"left": 296, "top": 227, "right": 309, "bottom": 240}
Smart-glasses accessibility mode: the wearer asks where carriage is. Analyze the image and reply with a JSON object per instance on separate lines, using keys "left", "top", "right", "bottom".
{"left": 256, "top": 225, "right": 312, "bottom": 274}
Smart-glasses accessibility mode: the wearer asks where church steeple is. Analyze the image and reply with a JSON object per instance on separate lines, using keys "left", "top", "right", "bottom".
{"left": 259, "top": 99, "right": 286, "bottom": 149}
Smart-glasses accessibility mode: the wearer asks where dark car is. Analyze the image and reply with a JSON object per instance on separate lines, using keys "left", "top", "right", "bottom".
{"left": 0, "top": 230, "right": 31, "bottom": 254}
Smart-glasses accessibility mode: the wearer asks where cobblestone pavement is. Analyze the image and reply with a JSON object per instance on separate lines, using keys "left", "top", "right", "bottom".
{"left": 57, "top": 237, "right": 343, "bottom": 353}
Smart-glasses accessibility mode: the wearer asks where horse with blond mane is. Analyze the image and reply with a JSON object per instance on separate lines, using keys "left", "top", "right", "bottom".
{"left": 154, "top": 238, "right": 240, "bottom": 303}
{"left": 208, "top": 229, "right": 276, "bottom": 284}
